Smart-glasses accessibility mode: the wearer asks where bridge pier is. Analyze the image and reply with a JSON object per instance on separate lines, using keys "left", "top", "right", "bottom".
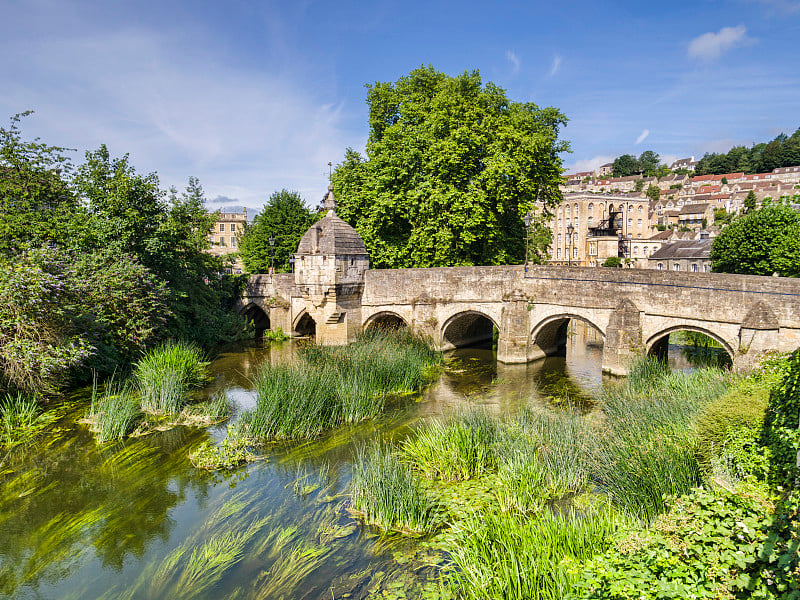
{"left": 601, "top": 299, "right": 643, "bottom": 376}
{"left": 497, "top": 294, "right": 531, "bottom": 363}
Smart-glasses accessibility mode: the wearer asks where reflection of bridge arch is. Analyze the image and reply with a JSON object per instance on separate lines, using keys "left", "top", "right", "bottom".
{"left": 441, "top": 310, "right": 498, "bottom": 350}
{"left": 241, "top": 303, "right": 270, "bottom": 336}
{"left": 293, "top": 311, "right": 316, "bottom": 339}
{"left": 645, "top": 325, "right": 735, "bottom": 363}
{"left": 530, "top": 313, "right": 605, "bottom": 359}
{"left": 363, "top": 311, "right": 408, "bottom": 331}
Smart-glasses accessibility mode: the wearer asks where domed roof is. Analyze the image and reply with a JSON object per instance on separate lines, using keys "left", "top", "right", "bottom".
{"left": 296, "top": 209, "right": 368, "bottom": 255}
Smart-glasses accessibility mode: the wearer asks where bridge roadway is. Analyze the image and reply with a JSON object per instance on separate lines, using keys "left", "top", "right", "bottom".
{"left": 240, "top": 265, "right": 800, "bottom": 375}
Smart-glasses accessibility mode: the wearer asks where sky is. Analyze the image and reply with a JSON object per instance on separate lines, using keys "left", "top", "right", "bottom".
{"left": 2, "top": 0, "right": 799, "bottom": 212}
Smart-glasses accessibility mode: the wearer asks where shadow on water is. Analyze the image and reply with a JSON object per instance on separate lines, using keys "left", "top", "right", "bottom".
{"left": 0, "top": 333, "right": 605, "bottom": 600}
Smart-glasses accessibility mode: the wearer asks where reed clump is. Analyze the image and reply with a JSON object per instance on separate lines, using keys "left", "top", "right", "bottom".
{"left": 349, "top": 443, "right": 442, "bottom": 535}
{"left": 0, "top": 392, "right": 57, "bottom": 448}
{"left": 240, "top": 330, "right": 440, "bottom": 441}
{"left": 402, "top": 409, "right": 499, "bottom": 481}
{"left": 87, "top": 380, "right": 141, "bottom": 443}
{"left": 133, "top": 341, "right": 208, "bottom": 414}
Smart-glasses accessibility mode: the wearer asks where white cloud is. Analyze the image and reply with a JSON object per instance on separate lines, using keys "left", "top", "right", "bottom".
{"left": 635, "top": 129, "right": 650, "bottom": 144}
{"left": 549, "top": 54, "right": 562, "bottom": 77}
{"left": 566, "top": 155, "right": 615, "bottom": 174}
{"left": 687, "top": 25, "right": 750, "bottom": 61}
{"left": 506, "top": 50, "right": 520, "bottom": 75}
{"left": 0, "top": 28, "right": 358, "bottom": 211}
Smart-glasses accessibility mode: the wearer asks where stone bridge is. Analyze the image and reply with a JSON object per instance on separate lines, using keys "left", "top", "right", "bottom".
{"left": 239, "top": 265, "right": 800, "bottom": 375}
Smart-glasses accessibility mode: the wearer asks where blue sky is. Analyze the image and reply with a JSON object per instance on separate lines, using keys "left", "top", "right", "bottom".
{"left": 2, "top": 0, "right": 799, "bottom": 211}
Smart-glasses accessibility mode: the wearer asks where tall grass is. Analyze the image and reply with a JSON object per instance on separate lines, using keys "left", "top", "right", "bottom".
{"left": 349, "top": 443, "right": 441, "bottom": 534}
{"left": 0, "top": 393, "right": 57, "bottom": 447}
{"left": 88, "top": 380, "right": 141, "bottom": 443}
{"left": 240, "top": 330, "right": 440, "bottom": 441}
{"left": 402, "top": 409, "right": 499, "bottom": 481}
{"left": 133, "top": 341, "right": 207, "bottom": 415}
{"left": 592, "top": 356, "right": 731, "bottom": 520}
{"left": 447, "top": 506, "right": 620, "bottom": 600}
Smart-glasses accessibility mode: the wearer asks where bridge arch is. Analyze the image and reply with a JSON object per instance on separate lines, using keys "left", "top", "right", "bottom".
{"left": 240, "top": 303, "right": 270, "bottom": 337}
{"left": 293, "top": 311, "right": 317, "bottom": 339}
{"left": 363, "top": 311, "right": 408, "bottom": 331}
{"left": 530, "top": 313, "right": 605, "bottom": 360}
{"left": 645, "top": 325, "right": 735, "bottom": 366}
{"left": 441, "top": 310, "right": 498, "bottom": 350}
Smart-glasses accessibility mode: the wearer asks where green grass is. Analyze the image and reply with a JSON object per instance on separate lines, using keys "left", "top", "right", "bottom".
{"left": 349, "top": 443, "right": 441, "bottom": 535}
{"left": 0, "top": 393, "right": 57, "bottom": 448}
{"left": 88, "top": 380, "right": 141, "bottom": 443}
{"left": 240, "top": 330, "right": 441, "bottom": 441}
{"left": 133, "top": 341, "right": 208, "bottom": 415}
{"left": 402, "top": 409, "right": 499, "bottom": 481}
{"left": 446, "top": 505, "right": 620, "bottom": 600}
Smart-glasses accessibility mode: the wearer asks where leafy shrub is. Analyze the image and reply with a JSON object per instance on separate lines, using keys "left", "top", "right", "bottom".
{"left": 571, "top": 487, "right": 795, "bottom": 600}
{"left": 762, "top": 348, "right": 800, "bottom": 488}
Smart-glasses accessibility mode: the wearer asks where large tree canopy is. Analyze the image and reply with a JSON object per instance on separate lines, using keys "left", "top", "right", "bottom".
{"left": 239, "top": 189, "right": 315, "bottom": 273}
{"left": 710, "top": 204, "right": 800, "bottom": 277}
{"left": 331, "top": 66, "right": 568, "bottom": 268}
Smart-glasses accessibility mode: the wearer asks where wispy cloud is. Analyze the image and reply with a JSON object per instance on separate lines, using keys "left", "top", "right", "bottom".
{"left": 750, "top": 0, "right": 800, "bottom": 14}
{"left": 506, "top": 50, "right": 520, "bottom": 75}
{"left": 635, "top": 129, "right": 650, "bottom": 144}
{"left": 687, "top": 25, "right": 751, "bottom": 61}
{"left": 549, "top": 54, "right": 562, "bottom": 77}
{"left": 567, "top": 155, "right": 615, "bottom": 173}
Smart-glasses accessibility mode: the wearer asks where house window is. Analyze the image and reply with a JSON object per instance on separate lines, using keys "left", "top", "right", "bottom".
{"left": 588, "top": 216, "right": 593, "bottom": 226}
{"left": 588, "top": 202, "right": 594, "bottom": 212}
{"left": 673, "top": 263, "right": 680, "bottom": 271}
{"left": 218, "top": 237, "right": 226, "bottom": 247}
{"left": 230, "top": 237, "right": 236, "bottom": 247}
{"left": 230, "top": 223, "right": 236, "bottom": 232}
{"left": 637, "top": 219, "right": 642, "bottom": 228}
{"left": 638, "top": 205, "right": 643, "bottom": 214}
{"left": 633, "top": 246, "right": 639, "bottom": 255}
{"left": 219, "top": 223, "right": 225, "bottom": 232}
{"left": 657, "top": 263, "right": 663, "bottom": 270}
{"left": 557, "top": 248, "right": 562, "bottom": 259}
{"left": 627, "top": 218, "right": 632, "bottom": 228}
{"left": 573, "top": 247, "right": 578, "bottom": 258}
{"left": 692, "top": 263, "right": 698, "bottom": 272}
{"left": 558, "top": 233, "right": 562, "bottom": 245}
{"left": 574, "top": 217, "right": 579, "bottom": 227}
{"left": 704, "top": 265, "right": 709, "bottom": 272}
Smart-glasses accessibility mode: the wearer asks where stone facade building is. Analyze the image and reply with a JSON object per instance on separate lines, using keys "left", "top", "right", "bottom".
{"left": 209, "top": 207, "right": 247, "bottom": 273}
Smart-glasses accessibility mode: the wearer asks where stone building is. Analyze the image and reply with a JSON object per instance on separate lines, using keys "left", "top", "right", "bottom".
{"left": 548, "top": 193, "right": 655, "bottom": 267}
{"left": 648, "top": 235, "right": 714, "bottom": 273}
{"left": 209, "top": 207, "right": 247, "bottom": 273}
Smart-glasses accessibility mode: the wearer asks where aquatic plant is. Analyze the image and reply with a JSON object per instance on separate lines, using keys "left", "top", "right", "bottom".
{"left": 446, "top": 505, "right": 620, "bottom": 600}
{"left": 133, "top": 341, "right": 208, "bottom": 415}
{"left": 189, "top": 434, "right": 260, "bottom": 470}
{"left": 349, "top": 443, "right": 441, "bottom": 535}
{"left": 263, "top": 326, "right": 289, "bottom": 341}
{"left": 88, "top": 381, "right": 141, "bottom": 443}
{"left": 0, "top": 393, "right": 57, "bottom": 448}
{"left": 240, "top": 330, "right": 440, "bottom": 441}
{"left": 402, "top": 409, "right": 499, "bottom": 481}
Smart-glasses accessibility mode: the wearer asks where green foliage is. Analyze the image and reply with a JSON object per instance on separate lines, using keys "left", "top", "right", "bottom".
{"left": 762, "top": 348, "right": 800, "bottom": 488}
{"left": 744, "top": 190, "right": 758, "bottom": 213}
{"left": 645, "top": 184, "right": 660, "bottom": 203}
{"left": 238, "top": 189, "right": 314, "bottom": 273}
{"left": 189, "top": 432, "right": 259, "bottom": 470}
{"left": 332, "top": 66, "right": 568, "bottom": 268}
{"left": 240, "top": 330, "right": 441, "bottom": 440}
{"left": 349, "top": 443, "right": 442, "bottom": 534}
{"left": 263, "top": 326, "right": 290, "bottom": 342}
{"left": 0, "top": 393, "right": 58, "bottom": 448}
{"left": 571, "top": 487, "right": 792, "bottom": 600}
{"left": 611, "top": 154, "right": 640, "bottom": 177}
{"left": 87, "top": 380, "right": 141, "bottom": 443}
{"left": 695, "top": 127, "right": 800, "bottom": 175}
{"left": 447, "top": 505, "right": 619, "bottom": 600}
{"left": 402, "top": 410, "right": 499, "bottom": 481}
{"left": 133, "top": 341, "right": 207, "bottom": 415}
{"left": 711, "top": 204, "right": 800, "bottom": 276}
{"left": 602, "top": 256, "right": 622, "bottom": 268}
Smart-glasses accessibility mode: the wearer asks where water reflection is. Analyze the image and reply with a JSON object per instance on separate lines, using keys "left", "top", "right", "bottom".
{"left": 0, "top": 330, "right": 607, "bottom": 600}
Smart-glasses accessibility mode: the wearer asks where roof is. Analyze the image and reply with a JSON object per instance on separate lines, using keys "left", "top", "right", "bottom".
{"left": 679, "top": 203, "right": 710, "bottom": 214}
{"left": 296, "top": 210, "right": 368, "bottom": 255}
{"left": 649, "top": 239, "right": 713, "bottom": 260}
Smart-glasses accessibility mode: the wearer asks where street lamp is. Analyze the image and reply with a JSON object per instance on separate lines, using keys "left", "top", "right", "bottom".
{"left": 523, "top": 213, "right": 532, "bottom": 273}
{"left": 566, "top": 223, "right": 575, "bottom": 267}
{"left": 268, "top": 236, "right": 275, "bottom": 275}
{"left": 288, "top": 255, "right": 295, "bottom": 273}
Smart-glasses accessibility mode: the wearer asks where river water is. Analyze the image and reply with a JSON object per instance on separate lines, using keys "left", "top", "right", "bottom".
{"left": 0, "top": 325, "right": 713, "bottom": 600}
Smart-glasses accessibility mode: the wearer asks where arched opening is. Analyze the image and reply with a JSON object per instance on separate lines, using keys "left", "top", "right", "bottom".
{"left": 294, "top": 313, "right": 316, "bottom": 339}
{"left": 365, "top": 312, "right": 407, "bottom": 331}
{"left": 442, "top": 312, "right": 497, "bottom": 350}
{"left": 647, "top": 328, "right": 733, "bottom": 370}
{"left": 531, "top": 316, "right": 605, "bottom": 360}
{"left": 242, "top": 304, "right": 270, "bottom": 338}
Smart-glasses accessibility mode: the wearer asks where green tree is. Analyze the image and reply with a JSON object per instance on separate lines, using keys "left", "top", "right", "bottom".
{"left": 710, "top": 205, "right": 800, "bottom": 276}
{"left": 646, "top": 184, "right": 660, "bottom": 203}
{"left": 0, "top": 112, "right": 86, "bottom": 255}
{"left": 331, "top": 66, "right": 568, "bottom": 268}
{"left": 602, "top": 256, "right": 622, "bottom": 267}
{"left": 743, "top": 190, "right": 758, "bottom": 214}
{"left": 638, "top": 150, "right": 661, "bottom": 177}
{"left": 611, "top": 154, "right": 640, "bottom": 177}
{"left": 239, "top": 189, "right": 314, "bottom": 273}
